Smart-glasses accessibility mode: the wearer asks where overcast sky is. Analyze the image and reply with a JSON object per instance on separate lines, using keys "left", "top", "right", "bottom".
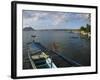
{"left": 23, "top": 10, "right": 90, "bottom": 30}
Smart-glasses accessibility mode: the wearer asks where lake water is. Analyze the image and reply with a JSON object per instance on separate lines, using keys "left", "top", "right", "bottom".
{"left": 23, "top": 30, "right": 90, "bottom": 68}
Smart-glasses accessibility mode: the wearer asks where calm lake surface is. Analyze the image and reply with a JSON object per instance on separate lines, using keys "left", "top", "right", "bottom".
{"left": 23, "top": 30, "right": 90, "bottom": 67}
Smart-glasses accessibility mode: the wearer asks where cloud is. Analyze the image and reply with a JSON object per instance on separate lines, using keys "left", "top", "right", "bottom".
{"left": 23, "top": 10, "right": 90, "bottom": 29}
{"left": 77, "top": 13, "right": 91, "bottom": 24}
{"left": 23, "top": 10, "right": 48, "bottom": 20}
{"left": 23, "top": 11, "right": 49, "bottom": 27}
{"left": 77, "top": 13, "right": 90, "bottom": 20}
{"left": 50, "top": 12, "right": 68, "bottom": 26}
{"left": 23, "top": 11, "right": 69, "bottom": 28}
{"left": 70, "top": 13, "right": 90, "bottom": 21}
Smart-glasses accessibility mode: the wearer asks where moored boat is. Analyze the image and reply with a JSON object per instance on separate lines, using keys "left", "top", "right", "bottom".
{"left": 28, "top": 42, "right": 57, "bottom": 69}
{"left": 27, "top": 42, "right": 81, "bottom": 69}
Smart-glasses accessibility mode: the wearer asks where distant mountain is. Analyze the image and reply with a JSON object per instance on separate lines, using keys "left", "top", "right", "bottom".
{"left": 23, "top": 27, "right": 35, "bottom": 31}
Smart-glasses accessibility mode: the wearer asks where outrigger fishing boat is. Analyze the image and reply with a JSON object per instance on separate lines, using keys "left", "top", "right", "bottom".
{"left": 27, "top": 41, "right": 81, "bottom": 69}
{"left": 27, "top": 42, "right": 57, "bottom": 69}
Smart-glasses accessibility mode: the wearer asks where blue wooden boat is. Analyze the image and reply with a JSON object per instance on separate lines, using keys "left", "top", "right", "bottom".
{"left": 27, "top": 42, "right": 81, "bottom": 69}
{"left": 27, "top": 42, "right": 57, "bottom": 69}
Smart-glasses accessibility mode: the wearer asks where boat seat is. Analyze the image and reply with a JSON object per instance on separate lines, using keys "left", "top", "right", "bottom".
{"left": 34, "top": 59, "right": 46, "bottom": 65}
{"left": 36, "top": 63, "right": 49, "bottom": 68}
{"left": 33, "top": 58, "right": 46, "bottom": 62}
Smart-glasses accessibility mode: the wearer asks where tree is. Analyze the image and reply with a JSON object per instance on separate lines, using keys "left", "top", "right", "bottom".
{"left": 86, "top": 24, "right": 91, "bottom": 32}
{"left": 80, "top": 24, "right": 91, "bottom": 33}
{"left": 80, "top": 26, "right": 86, "bottom": 31}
